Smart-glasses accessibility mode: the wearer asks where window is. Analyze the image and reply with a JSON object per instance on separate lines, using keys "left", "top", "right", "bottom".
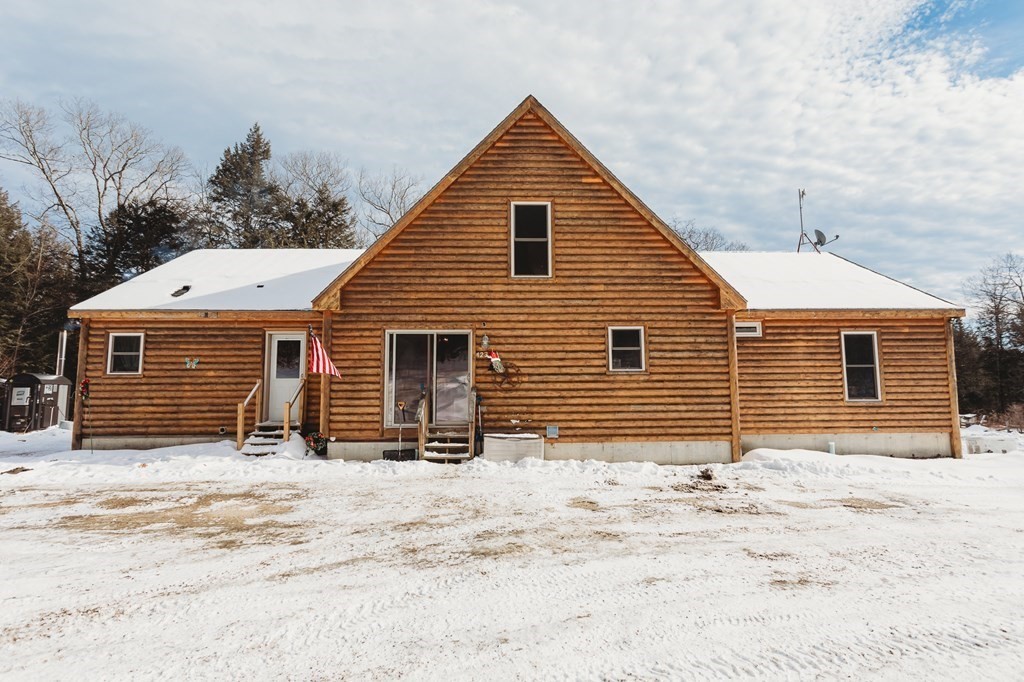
{"left": 107, "top": 333, "right": 144, "bottom": 374}
{"left": 608, "top": 327, "right": 645, "bottom": 372}
{"left": 734, "top": 321, "right": 762, "bottom": 338}
{"left": 511, "top": 202, "right": 551, "bottom": 277}
{"left": 841, "top": 331, "right": 880, "bottom": 401}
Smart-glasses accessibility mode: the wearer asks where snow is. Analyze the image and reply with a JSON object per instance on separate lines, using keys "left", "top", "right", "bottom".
{"left": 69, "top": 249, "right": 364, "bottom": 311}
{"left": 701, "top": 251, "right": 961, "bottom": 310}
{"left": 2, "top": 428, "right": 1024, "bottom": 679}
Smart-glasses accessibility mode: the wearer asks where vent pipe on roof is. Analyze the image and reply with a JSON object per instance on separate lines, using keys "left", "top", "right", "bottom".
{"left": 171, "top": 285, "right": 191, "bottom": 297}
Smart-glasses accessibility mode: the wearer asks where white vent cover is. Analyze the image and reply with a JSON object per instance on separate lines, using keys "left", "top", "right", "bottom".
{"left": 734, "top": 321, "right": 763, "bottom": 338}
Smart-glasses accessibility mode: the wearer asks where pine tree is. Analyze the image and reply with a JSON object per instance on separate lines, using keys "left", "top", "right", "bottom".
{"left": 0, "top": 188, "right": 75, "bottom": 376}
{"left": 82, "top": 200, "right": 185, "bottom": 295}
{"left": 207, "top": 123, "right": 289, "bottom": 247}
{"left": 286, "top": 183, "right": 359, "bottom": 248}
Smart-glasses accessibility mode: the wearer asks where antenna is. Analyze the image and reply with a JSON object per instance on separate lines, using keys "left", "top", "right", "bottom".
{"left": 796, "top": 189, "right": 840, "bottom": 252}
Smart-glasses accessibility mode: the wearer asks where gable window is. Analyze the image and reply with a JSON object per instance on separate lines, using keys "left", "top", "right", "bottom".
{"left": 107, "top": 333, "right": 144, "bottom": 375}
{"left": 841, "top": 331, "right": 880, "bottom": 401}
{"left": 511, "top": 202, "right": 551, "bottom": 277}
{"left": 608, "top": 326, "right": 645, "bottom": 372}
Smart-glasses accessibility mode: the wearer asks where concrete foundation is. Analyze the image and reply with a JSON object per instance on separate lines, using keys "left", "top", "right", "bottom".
{"left": 327, "top": 441, "right": 410, "bottom": 462}
{"left": 542, "top": 440, "right": 732, "bottom": 465}
{"left": 740, "top": 432, "right": 952, "bottom": 459}
{"left": 328, "top": 440, "right": 732, "bottom": 465}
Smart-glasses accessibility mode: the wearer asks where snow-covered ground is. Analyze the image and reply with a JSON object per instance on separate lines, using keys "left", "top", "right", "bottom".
{"left": 2, "top": 428, "right": 1023, "bottom": 680}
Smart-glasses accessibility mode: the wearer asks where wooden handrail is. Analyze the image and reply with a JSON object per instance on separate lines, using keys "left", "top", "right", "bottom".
{"left": 417, "top": 391, "right": 430, "bottom": 459}
{"left": 468, "top": 385, "right": 478, "bottom": 459}
{"left": 236, "top": 380, "right": 262, "bottom": 450}
{"left": 243, "top": 381, "right": 261, "bottom": 407}
{"left": 283, "top": 377, "right": 306, "bottom": 443}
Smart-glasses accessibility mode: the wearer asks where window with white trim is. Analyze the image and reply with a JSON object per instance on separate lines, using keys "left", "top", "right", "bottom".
{"left": 841, "top": 331, "right": 880, "bottom": 401}
{"left": 734, "top": 321, "right": 762, "bottom": 338}
{"left": 107, "top": 333, "right": 144, "bottom": 374}
{"left": 608, "top": 326, "right": 645, "bottom": 372}
{"left": 511, "top": 202, "right": 551, "bottom": 277}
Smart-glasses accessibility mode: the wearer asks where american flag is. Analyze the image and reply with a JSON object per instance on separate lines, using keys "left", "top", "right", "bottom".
{"left": 308, "top": 328, "right": 341, "bottom": 378}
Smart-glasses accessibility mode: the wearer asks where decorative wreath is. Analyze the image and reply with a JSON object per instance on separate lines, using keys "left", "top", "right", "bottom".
{"left": 304, "top": 431, "right": 328, "bottom": 453}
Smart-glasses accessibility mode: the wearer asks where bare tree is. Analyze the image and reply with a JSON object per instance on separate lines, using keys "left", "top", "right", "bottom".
{"left": 669, "top": 218, "right": 749, "bottom": 252}
{"left": 278, "top": 150, "right": 351, "bottom": 202}
{"left": 0, "top": 99, "right": 188, "bottom": 278}
{"left": 356, "top": 166, "right": 422, "bottom": 241}
{"left": 963, "top": 254, "right": 1024, "bottom": 414}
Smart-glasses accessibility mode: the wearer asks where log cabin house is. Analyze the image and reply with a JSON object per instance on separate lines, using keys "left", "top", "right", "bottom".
{"left": 68, "top": 96, "right": 965, "bottom": 463}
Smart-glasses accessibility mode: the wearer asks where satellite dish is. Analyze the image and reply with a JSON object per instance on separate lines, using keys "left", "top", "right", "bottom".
{"left": 813, "top": 229, "right": 827, "bottom": 247}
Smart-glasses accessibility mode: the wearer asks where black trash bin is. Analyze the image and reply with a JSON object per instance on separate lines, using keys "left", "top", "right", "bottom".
{"left": 3, "top": 373, "right": 72, "bottom": 432}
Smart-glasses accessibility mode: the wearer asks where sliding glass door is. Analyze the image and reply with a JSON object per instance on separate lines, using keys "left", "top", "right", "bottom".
{"left": 385, "top": 332, "right": 471, "bottom": 427}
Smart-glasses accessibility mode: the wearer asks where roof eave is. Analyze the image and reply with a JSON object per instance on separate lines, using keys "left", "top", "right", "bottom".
{"left": 737, "top": 307, "right": 966, "bottom": 319}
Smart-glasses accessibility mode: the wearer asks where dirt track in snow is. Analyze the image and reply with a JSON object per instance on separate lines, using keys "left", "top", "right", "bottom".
{"left": 2, "top": 451, "right": 1024, "bottom": 680}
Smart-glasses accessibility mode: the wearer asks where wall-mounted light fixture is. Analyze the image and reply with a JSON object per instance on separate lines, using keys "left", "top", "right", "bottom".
{"left": 480, "top": 334, "right": 490, "bottom": 350}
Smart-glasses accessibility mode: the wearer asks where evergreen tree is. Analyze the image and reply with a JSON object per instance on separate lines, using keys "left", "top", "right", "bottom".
{"left": 285, "top": 183, "right": 359, "bottom": 248}
{"left": 207, "top": 123, "right": 289, "bottom": 248}
{"left": 82, "top": 200, "right": 185, "bottom": 295}
{"left": 0, "top": 188, "right": 75, "bottom": 377}
{"left": 952, "top": 319, "right": 990, "bottom": 413}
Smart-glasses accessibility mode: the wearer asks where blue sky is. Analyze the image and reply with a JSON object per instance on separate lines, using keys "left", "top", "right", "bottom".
{"left": 1, "top": 0, "right": 1022, "bottom": 307}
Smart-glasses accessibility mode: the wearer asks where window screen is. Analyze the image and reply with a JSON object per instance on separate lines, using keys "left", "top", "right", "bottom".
{"left": 609, "top": 327, "right": 645, "bottom": 371}
{"left": 842, "top": 332, "right": 880, "bottom": 400}
{"left": 512, "top": 203, "right": 550, "bottom": 277}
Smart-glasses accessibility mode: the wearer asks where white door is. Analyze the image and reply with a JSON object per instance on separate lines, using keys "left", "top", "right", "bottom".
{"left": 266, "top": 333, "right": 306, "bottom": 423}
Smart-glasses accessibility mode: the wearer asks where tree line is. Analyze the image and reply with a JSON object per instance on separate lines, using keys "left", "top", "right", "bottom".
{"left": 0, "top": 98, "right": 758, "bottom": 384}
{"left": 0, "top": 99, "right": 423, "bottom": 379}
{"left": 957, "top": 253, "right": 1024, "bottom": 422}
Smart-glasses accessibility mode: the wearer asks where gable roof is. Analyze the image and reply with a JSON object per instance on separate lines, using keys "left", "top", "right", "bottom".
{"left": 701, "top": 251, "right": 963, "bottom": 312}
{"left": 313, "top": 95, "right": 745, "bottom": 310}
{"left": 70, "top": 249, "right": 364, "bottom": 313}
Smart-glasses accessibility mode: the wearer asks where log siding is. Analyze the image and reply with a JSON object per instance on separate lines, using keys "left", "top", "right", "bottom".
{"left": 327, "top": 112, "right": 734, "bottom": 445}
{"left": 78, "top": 317, "right": 323, "bottom": 440}
{"left": 735, "top": 315, "right": 955, "bottom": 435}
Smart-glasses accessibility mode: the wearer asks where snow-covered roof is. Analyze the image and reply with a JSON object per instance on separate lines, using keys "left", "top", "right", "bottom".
{"left": 71, "top": 249, "right": 364, "bottom": 312}
{"left": 700, "top": 252, "right": 960, "bottom": 311}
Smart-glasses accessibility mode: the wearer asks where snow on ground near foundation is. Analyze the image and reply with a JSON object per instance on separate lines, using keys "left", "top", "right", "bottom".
{"left": 2, "top": 429, "right": 1024, "bottom": 680}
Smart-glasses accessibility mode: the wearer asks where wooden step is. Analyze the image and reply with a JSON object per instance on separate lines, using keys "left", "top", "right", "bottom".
{"left": 421, "top": 451, "right": 472, "bottom": 461}
{"left": 249, "top": 429, "right": 286, "bottom": 438}
{"left": 245, "top": 436, "right": 282, "bottom": 445}
{"left": 424, "top": 442, "right": 471, "bottom": 450}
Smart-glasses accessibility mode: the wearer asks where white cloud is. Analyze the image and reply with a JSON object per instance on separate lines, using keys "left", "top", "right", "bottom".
{"left": 1, "top": 0, "right": 1021, "bottom": 305}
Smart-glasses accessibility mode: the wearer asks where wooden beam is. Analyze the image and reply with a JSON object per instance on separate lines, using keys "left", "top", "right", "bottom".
{"left": 945, "top": 319, "right": 963, "bottom": 459}
{"left": 71, "top": 318, "right": 89, "bottom": 450}
{"left": 726, "top": 310, "right": 742, "bottom": 463}
{"left": 236, "top": 403, "right": 245, "bottom": 451}
{"left": 320, "top": 311, "right": 333, "bottom": 437}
